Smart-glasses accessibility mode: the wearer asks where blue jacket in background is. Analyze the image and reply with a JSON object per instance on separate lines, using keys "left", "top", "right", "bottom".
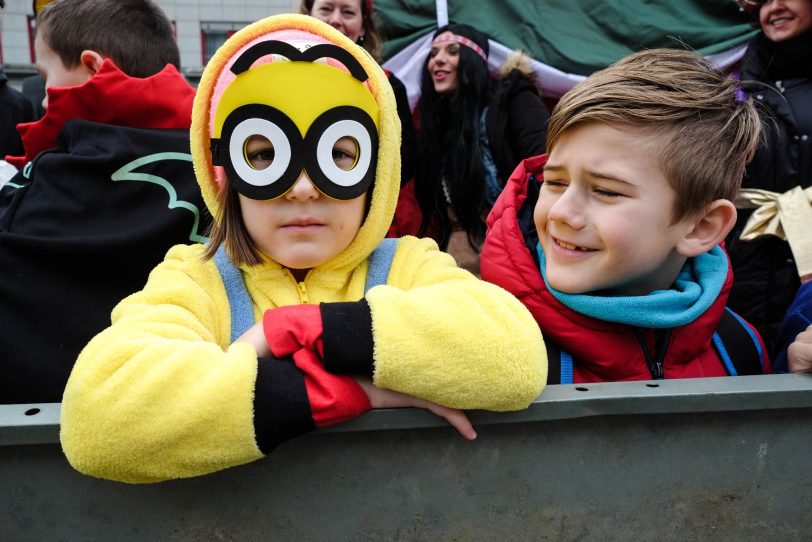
{"left": 775, "top": 281, "right": 812, "bottom": 373}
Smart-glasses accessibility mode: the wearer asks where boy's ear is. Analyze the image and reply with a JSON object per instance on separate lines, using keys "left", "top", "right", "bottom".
{"left": 79, "top": 50, "right": 105, "bottom": 75}
{"left": 676, "top": 199, "right": 737, "bottom": 258}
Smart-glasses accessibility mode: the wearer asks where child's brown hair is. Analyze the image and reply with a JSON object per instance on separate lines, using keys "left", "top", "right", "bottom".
{"left": 204, "top": 186, "right": 260, "bottom": 265}
{"left": 546, "top": 48, "right": 760, "bottom": 222}
{"left": 37, "top": 0, "right": 180, "bottom": 78}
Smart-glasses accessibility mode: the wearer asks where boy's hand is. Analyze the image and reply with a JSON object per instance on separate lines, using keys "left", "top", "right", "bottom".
{"left": 234, "top": 322, "right": 270, "bottom": 358}
{"left": 788, "top": 324, "right": 812, "bottom": 373}
{"left": 353, "top": 378, "right": 477, "bottom": 441}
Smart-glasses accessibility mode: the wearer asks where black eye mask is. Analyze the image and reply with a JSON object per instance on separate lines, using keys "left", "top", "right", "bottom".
{"left": 211, "top": 103, "right": 378, "bottom": 201}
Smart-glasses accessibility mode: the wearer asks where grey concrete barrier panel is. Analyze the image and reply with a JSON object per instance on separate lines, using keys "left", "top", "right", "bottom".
{"left": 2, "top": 374, "right": 812, "bottom": 541}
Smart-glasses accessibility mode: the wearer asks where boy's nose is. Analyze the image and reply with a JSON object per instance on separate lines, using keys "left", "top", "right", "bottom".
{"left": 547, "top": 191, "right": 586, "bottom": 230}
{"left": 285, "top": 170, "right": 320, "bottom": 201}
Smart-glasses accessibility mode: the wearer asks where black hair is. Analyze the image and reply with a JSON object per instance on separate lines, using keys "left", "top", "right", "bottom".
{"left": 413, "top": 23, "right": 491, "bottom": 250}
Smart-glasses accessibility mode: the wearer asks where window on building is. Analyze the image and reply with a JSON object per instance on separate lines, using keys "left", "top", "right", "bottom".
{"left": 201, "top": 22, "right": 247, "bottom": 66}
{"left": 28, "top": 16, "right": 37, "bottom": 63}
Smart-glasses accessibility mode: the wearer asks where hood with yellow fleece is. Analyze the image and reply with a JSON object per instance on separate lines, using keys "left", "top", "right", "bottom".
{"left": 190, "top": 14, "right": 401, "bottom": 273}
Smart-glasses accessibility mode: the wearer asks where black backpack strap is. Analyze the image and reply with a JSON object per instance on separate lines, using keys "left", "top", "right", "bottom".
{"left": 712, "top": 307, "right": 765, "bottom": 376}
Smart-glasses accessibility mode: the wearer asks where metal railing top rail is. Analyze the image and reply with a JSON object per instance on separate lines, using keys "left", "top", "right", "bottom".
{"left": 3, "top": 373, "right": 811, "bottom": 447}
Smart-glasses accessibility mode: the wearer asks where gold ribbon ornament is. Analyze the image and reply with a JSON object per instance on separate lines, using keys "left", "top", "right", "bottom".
{"left": 736, "top": 186, "right": 812, "bottom": 279}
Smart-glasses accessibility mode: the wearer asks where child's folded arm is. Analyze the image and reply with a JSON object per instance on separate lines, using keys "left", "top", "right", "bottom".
{"left": 332, "top": 236, "right": 546, "bottom": 412}
{"left": 259, "top": 237, "right": 546, "bottom": 412}
{"left": 60, "top": 245, "right": 368, "bottom": 484}
{"left": 60, "top": 254, "right": 260, "bottom": 483}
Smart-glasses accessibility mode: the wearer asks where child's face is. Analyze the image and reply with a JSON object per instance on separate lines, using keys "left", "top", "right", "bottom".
{"left": 34, "top": 33, "right": 93, "bottom": 110}
{"left": 535, "top": 122, "right": 695, "bottom": 296}
{"left": 239, "top": 134, "right": 366, "bottom": 275}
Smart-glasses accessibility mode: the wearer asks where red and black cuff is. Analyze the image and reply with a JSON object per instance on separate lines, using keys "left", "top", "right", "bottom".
{"left": 320, "top": 299, "right": 375, "bottom": 378}
{"left": 253, "top": 355, "right": 315, "bottom": 454}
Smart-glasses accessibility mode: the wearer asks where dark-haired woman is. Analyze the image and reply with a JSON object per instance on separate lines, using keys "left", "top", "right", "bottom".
{"left": 398, "top": 24, "right": 549, "bottom": 274}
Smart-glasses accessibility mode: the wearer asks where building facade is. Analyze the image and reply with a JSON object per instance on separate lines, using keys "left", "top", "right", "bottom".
{"left": 0, "top": 0, "right": 296, "bottom": 87}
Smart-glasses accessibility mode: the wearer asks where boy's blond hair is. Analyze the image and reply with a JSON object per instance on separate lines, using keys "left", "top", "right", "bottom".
{"left": 547, "top": 49, "right": 760, "bottom": 222}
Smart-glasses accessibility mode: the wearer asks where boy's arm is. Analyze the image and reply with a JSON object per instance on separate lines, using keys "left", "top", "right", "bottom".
{"left": 264, "top": 236, "right": 547, "bottom": 412}
{"left": 60, "top": 245, "right": 369, "bottom": 484}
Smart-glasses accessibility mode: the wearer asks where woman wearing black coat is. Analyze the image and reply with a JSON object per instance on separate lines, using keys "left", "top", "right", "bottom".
{"left": 727, "top": 0, "right": 812, "bottom": 355}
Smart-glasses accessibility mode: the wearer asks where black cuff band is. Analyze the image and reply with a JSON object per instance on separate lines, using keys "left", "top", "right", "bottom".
{"left": 320, "top": 299, "right": 374, "bottom": 378}
{"left": 253, "top": 355, "right": 316, "bottom": 454}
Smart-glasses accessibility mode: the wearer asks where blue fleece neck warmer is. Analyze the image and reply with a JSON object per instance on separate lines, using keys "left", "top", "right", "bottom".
{"left": 536, "top": 243, "right": 728, "bottom": 329}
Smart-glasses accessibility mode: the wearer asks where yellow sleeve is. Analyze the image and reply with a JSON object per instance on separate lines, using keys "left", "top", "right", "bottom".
{"left": 60, "top": 244, "right": 263, "bottom": 483}
{"left": 367, "top": 236, "right": 547, "bottom": 411}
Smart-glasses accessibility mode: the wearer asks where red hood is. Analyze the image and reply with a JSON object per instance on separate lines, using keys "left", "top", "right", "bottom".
{"left": 482, "top": 154, "right": 751, "bottom": 382}
{"left": 6, "top": 60, "right": 194, "bottom": 168}
{"left": 483, "top": 154, "right": 548, "bottom": 304}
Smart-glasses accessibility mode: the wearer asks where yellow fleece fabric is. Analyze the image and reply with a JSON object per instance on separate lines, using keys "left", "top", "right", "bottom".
{"left": 60, "top": 14, "right": 547, "bottom": 484}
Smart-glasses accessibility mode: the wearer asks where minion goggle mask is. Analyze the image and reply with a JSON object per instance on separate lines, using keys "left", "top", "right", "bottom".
{"left": 210, "top": 40, "right": 379, "bottom": 201}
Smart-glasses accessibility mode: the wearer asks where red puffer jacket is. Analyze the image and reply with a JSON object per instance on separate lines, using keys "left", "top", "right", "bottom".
{"left": 481, "top": 154, "right": 769, "bottom": 383}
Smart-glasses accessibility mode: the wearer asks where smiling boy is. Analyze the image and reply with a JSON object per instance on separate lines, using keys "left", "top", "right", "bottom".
{"left": 482, "top": 48, "right": 771, "bottom": 383}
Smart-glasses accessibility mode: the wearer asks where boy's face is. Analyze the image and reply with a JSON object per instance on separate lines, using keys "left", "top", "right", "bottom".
{"left": 535, "top": 122, "right": 695, "bottom": 296}
{"left": 34, "top": 33, "right": 93, "bottom": 110}
{"left": 239, "top": 135, "right": 366, "bottom": 275}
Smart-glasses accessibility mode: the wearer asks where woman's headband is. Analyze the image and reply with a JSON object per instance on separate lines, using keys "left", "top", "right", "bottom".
{"left": 431, "top": 32, "right": 488, "bottom": 63}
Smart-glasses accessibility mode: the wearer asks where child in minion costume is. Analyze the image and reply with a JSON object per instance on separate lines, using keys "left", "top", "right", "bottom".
{"left": 60, "top": 14, "right": 546, "bottom": 484}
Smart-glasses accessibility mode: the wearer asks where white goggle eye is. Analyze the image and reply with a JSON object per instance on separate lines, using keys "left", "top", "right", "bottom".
{"left": 315, "top": 119, "right": 373, "bottom": 188}
{"left": 229, "top": 118, "right": 292, "bottom": 187}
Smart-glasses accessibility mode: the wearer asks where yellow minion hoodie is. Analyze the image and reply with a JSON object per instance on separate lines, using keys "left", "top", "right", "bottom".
{"left": 60, "top": 14, "right": 546, "bottom": 484}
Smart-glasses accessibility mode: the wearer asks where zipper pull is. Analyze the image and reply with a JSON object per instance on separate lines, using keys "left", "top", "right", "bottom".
{"left": 649, "top": 360, "right": 664, "bottom": 380}
{"left": 633, "top": 328, "right": 669, "bottom": 380}
{"left": 297, "top": 281, "right": 309, "bottom": 304}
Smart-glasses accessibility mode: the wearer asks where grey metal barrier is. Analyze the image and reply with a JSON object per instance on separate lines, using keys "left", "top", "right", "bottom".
{"left": 2, "top": 374, "right": 812, "bottom": 541}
